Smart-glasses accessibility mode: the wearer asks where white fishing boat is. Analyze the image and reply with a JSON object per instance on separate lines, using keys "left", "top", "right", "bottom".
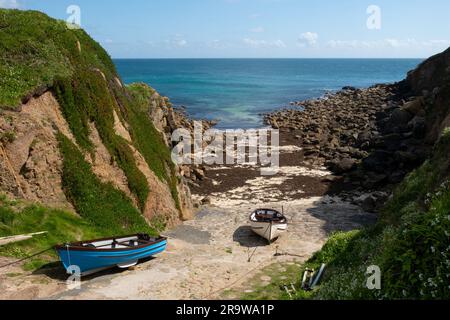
{"left": 249, "top": 209, "right": 288, "bottom": 243}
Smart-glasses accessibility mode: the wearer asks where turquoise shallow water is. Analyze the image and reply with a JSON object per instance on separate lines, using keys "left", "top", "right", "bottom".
{"left": 114, "top": 59, "right": 422, "bottom": 129}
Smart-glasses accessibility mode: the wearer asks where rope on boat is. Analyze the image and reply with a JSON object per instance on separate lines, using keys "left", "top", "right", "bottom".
{"left": 0, "top": 247, "right": 53, "bottom": 270}
{"left": 66, "top": 244, "right": 72, "bottom": 267}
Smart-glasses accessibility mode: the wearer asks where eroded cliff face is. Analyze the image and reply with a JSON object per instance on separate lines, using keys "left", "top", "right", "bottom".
{"left": 0, "top": 89, "right": 194, "bottom": 226}
{"left": 406, "top": 47, "right": 450, "bottom": 143}
{"left": 0, "top": 92, "right": 73, "bottom": 209}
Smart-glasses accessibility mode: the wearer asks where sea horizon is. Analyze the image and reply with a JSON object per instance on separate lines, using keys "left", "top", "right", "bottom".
{"left": 114, "top": 57, "right": 425, "bottom": 60}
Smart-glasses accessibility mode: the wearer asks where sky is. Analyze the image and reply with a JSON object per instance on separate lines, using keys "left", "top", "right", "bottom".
{"left": 1, "top": 0, "right": 450, "bottom": 58}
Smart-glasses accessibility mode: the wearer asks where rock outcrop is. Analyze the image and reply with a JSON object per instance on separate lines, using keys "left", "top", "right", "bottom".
{"left": 131, "top": 83, "right": 216, "bottom": 188}
{"left": 265, "top": 84, "right": 432, "bottom": 190}
{"left": 405, "top": 47, "right": 450, "bottom": 143}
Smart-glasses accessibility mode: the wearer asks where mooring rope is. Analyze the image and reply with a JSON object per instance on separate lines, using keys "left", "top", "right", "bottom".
{"left": 66, "top": 244, "right": 72, "bottom": 267}
{"left": 0, "top": 247, "right": 54, "bottom": 270}
{"left": 207, "top": 220, "right": 289, "bottom": 299}
{"left": 204, "top": 259, "right": 269, "bottom": 300}
{"left": 247, "top": 221, "right": 272, "bottom": 262}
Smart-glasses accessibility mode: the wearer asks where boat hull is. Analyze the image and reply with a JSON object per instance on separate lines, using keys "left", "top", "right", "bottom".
{"left": 56, "top": 238, "right": 167, "bottom": 276}
{"left": 250, "top": 221, "right": 287, "bottom": 242}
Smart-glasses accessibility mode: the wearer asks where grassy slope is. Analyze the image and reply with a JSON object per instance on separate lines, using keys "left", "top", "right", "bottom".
{"left": 0, "top": 10, "right": 180, "bottom": 268}
{"left": 293, "top": 128, "right": 450, "bottom": 300}
{"left": 126, "top": 83, "right": 181, "bottom": 209}
{"left": 0, "top": 195, "right": 105, "bottom": 270}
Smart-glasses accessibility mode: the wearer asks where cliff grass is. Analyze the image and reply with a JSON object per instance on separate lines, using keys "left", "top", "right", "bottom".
{"left": 0, "top": 9, "right": 182, "bottom": 237}
{"left": 126, "top": 83, "right": 181, "bottom": 210}
{"left": 0, "top": 194, "right": 105, "bottom": 270}
{"left": 53, "top": 72, "right": 150, "bottom": 210}
{"left": 0, "top": 9, "right": 114, "bottom": 109}
{"left": 290, "top": 128, "right": 450, "bottom": 300}
{"left": 58, "top": 133, "right": 156, "bottom": 236}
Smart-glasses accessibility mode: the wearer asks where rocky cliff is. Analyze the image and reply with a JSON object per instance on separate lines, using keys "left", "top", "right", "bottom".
{"left": 405, "top": 46, "right": 450, "bottom": 144}
{"left": 0, "top": 9, "right": 193, "bottom": 235}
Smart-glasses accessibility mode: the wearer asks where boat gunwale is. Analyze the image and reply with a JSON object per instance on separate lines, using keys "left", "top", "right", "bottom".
{"left": 54, "top": 234, "right": 167, "bottom": 252}
{"left": 249, "top": 208, "right": 288, "bottom": 224}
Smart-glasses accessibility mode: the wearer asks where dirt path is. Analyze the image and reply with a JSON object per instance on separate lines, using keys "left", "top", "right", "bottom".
{"left": 0, "top": 142, "right": 376, "bottom": 300}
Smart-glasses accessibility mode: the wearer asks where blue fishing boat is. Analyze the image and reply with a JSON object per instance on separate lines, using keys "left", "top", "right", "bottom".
{"left": 55, "top": 234, "right": 167, "bottom": 276}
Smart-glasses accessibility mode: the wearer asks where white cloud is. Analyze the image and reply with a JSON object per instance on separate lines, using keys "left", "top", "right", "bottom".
{"left": 326, "top": 38, "right": 450, "bottom": 49}
{"left": 250, "top": 26, "right": 265, "bottom": 33}
{"left": 243, "top": 38, "right": 286, "bottom": 49}
{"left": 298, "top": 32, "right": 319, "bottom": 47}
{"left": 207, "top": 39, "right": 232, "bottom": 49}
{"left": 0, "top": 0, "right": 20, "bottom": 8}
{"left": 165, "top": 35, "right": 188, "bottom": 48}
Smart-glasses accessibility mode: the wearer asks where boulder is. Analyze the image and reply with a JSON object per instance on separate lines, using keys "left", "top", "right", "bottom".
{"left": 394, "top": 151, "right": 418, "bottom": 165}
{"left": 201, "top": 196, "right": 212, "bottom": 205}
{"left": 357, "top": 131, "right": 372, "bottom": 145}
{"left": 327, "top": 157, "right": 356, "bottom": 174}
{"left": 362, "top": 150, "right": 394, "bottom": 173}
{"left": 401, "top": 97, "right": 424, "bottom": 116}
{"left": 361, "top": 194, "right": 377, "bottom": 212}
{"left": 408, "top": 116, "right": 427, "bottom": 139}
{"left": 193, "top": 168, "right": 205, "bottom": 180}
{"left": 387, "top": 109, "right": 414, "bottom": 129}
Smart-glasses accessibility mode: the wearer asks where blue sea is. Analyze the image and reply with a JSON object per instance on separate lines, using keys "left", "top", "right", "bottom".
{"left": 114, "top": 59, "right": 422, "bottom": 129}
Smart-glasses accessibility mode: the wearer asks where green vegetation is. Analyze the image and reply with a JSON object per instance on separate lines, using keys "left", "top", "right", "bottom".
{"left": 0, "top": 10, "right": 73, "bottom": 108}
{"left": 53, "top": 72, "right": 150, "bottom": 210}
{"left": 0, "top": 130, "right": 16, "bottom": 143}
{"left": 58, "top": 133, "right": 155, "bottom": 235}
{"left": 0, "top": 9, "right": 180, "bottom": 210}
{"left": 0, "top": 9, "right": 183, "bottom": 270}
{"left": 287, "top": 128, "right": 450, "bottom": 300}
{"left": 221, "top": 262, "right": 305, "bottom": 300}
{"left": 126, "top": 83, "right": 181, "bottom": 210}
{"left": 0, "top": 194, "right": 105, "bottom": 270}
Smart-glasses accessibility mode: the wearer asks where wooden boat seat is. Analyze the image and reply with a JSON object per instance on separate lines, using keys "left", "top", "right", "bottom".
{"left": 78, "top": 236, "right": 158, "bottom": 249}
{"left": 255, "top": 213, "right": 285, "bottom": 222}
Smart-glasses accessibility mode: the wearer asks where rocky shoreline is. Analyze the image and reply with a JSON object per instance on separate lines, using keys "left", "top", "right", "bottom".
{"left": 263, "top": 83, "right": 432, "bottom": 211}
{"left": 150, "top": 79, "right": 433, "bottom": 213}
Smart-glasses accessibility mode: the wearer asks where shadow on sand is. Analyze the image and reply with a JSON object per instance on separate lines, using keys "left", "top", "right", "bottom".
{"left": 32, "top": 257, "right": 156, "bottom": 281}
{"left": 233, "top": 226, "right": 269, "bottom": 248}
